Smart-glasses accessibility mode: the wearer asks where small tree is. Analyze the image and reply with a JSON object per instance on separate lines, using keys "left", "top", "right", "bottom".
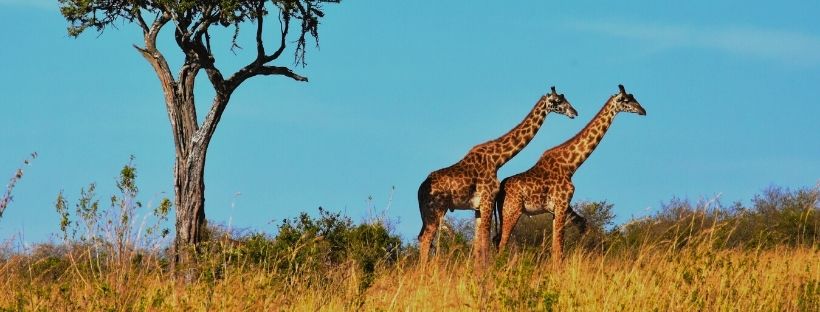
{"left": 58, "top": 0, "right": 339, "bottom": 264}
{"left": 1, "top": 152, "right": 37, "bottom": 220}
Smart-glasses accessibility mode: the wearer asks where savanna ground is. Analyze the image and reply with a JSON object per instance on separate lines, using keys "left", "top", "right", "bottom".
{"left": 1, "top": 161, "right": 818, "bottom": 311}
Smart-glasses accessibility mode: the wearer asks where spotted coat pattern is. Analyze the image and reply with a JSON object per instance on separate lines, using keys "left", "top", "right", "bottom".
{"left": 417, "top": 87, "right": 577, "bottom": 266}
{"left": 494, "top": 85, "right": 646, "bottom": 265}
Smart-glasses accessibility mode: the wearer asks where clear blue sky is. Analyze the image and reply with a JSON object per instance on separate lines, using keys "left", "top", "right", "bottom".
{"left": 1, "top": 1, "right": 819, "bottom": 244}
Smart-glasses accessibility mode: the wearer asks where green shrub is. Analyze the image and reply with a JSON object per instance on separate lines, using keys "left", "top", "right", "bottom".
{"left": 497, "top": 186, "right": 818, "bottom": 254}
{"left": 505, "top": 201, "right": 615, "bottom": 252}
{"left": 429, "top": 216, "right": 474, "bottom": 258}
{"left": 198, "top": 207, "right": 403, "bottom": 291}
{"left": 615, "top": 185, "right": 819, "bottom": 251}
{"left": 269, "top": 208, "right": 402, "bottom": 277}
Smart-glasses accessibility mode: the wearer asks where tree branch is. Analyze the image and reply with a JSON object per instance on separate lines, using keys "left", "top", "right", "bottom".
{"left": 197, "top": 94, "right": 231, "bottom": 147}
{"left": 184, "top": 8, "right": 225, "bottom": 93}
{"left": 265, "top": 10, "right": 290, "bottom": 64}
{"left": 134, "top": 10, "right": 150, "bottom": 35}
{"left": 255, "top": 1, "right": 266, "bottom": 62}
{"left": 225, "top": 64, "right": 308, "bottom": 93}
{"left": 133, "top": 12, "right": 198, "bottom": 155}
{"left": 201, "top": 64, "right": 306, "bottom": 149}
{"left": 189, "top": 38, "right": 227, "bottom": 92}
{"left": 147, "top": 12, "right": 169, "bottom": 49}
{"left": 177, "top": 59, "right": 201, "bottom": 133}
{"left": 192, "top": 6, "right": 216, "bottom": 43}
{"left": 134, "top": 12, "right": 174, "bottom": 87}
{"left": 256, "top": 66, "right": 309, "bottom": 82}
{"left": 224, "top": 3, "right": 301, "bottom": 91}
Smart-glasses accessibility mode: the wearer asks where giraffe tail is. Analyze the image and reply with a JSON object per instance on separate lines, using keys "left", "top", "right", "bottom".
{"left": 417, "top": 176, "right": 433, "bottom": 240}
{"left": 493, "top": 178, "right": 509, "bottom": 247}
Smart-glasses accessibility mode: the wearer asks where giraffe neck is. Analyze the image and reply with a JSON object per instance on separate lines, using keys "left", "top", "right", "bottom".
{"left": 470, "top": 97, "right": 549, "bottom": 168}
{"left": 542, "top": 96, "right": 618, "bottom": 172}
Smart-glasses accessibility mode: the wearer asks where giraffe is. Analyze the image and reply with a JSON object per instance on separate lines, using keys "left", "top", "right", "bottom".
{"left": 417, "top": 86, "right": 578, "bottom": 266}
{"left": 494, "top": 84, "right": 646, "bottom": 265}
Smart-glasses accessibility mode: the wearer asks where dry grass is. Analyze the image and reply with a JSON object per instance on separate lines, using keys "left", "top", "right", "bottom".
{"left": 367, "top": 247, "right": 818, "bottom": 311}
{"left": 1, "top": 177, "right": 816, "bottom": 311}
{"left": 1, "top": 241, "right": 817, "bottom": 311}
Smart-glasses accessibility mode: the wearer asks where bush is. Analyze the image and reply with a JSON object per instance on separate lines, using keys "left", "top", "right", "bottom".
{"left": 496, "top": 186, "right": 819, "bottom": 255}
{"left": 434, "top": 216, "right": 475, "bottom": 257}
{"left": 54, "top": 157, "right": 171, "bottom": 260}
{"left": 615, "top": 185, "right": 820, "bottom": 251}
{"left": 270, "top": 208, "right": 401, "bottom": 279}
{"left": 505, "top": 201, "right": 615, "bottom": 252}
{"left": 198, "top": 207, "right": 403, "bottom": 291}
{"left": 39, "top": 156, "right": 173, "bottom": 292}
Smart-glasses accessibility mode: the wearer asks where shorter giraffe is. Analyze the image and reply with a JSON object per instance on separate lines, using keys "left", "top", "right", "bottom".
{"left": 494, "top": 85, "right": 646, "bottom": 264}
{"left": 418, "top": 87, "right": 578, "bottom": 266}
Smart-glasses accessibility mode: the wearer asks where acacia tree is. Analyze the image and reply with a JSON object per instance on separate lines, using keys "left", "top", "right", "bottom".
{"left": 58, "top": 0, "right": 339, "bottom": 264}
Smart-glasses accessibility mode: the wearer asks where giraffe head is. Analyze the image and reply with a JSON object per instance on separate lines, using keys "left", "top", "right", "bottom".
{"left": 612, "top": 84, "right": 646, "bottom": 115}
{"left": 545, "top": 86, "right": 578, "bottom": 119}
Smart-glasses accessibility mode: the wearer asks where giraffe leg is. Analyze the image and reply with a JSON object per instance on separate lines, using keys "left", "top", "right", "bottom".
{"left": 418, "top": 201, "right": 445, "bottom": 265}
{"left": 473, "top": 205, "right": 492, "bottom": 268}
{"left": 472, "top": 190, "right": 496, "bottom": 268}
{"left": 497, "top": 196, "right": 523, "bottom": 252}
{"left": 551, "top": 199, "right": 569, "bottom": 266}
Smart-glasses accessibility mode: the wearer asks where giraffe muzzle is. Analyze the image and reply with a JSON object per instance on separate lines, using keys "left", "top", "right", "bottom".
{"left": 567, "top": 108, "right": 578, "bottom": 119}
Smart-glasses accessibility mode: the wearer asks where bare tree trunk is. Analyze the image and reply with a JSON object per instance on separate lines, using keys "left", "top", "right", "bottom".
{"left": 168, "top": 93, "right": 230, "bottom": 267}
{"left": 134, "top": 17, "right": 210, "bottom": 265}
{"left": 173, "top": 143, "right": 208, "bottom": 265}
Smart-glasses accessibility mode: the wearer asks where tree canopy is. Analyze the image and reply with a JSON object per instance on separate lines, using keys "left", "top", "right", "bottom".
{"left": 59, "top": 0, "right": 337, "bottom": 67}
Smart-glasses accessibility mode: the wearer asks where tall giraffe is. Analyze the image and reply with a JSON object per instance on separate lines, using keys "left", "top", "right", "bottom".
{"left": 494, "top": 85, "right": 646, "bottom": 264}
{"left": 417, "top": 86, "right": 578, "bottom": 265}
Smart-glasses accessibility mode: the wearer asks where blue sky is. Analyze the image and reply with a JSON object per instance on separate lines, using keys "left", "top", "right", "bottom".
{"left": 1, "top": 1, "right": 819, "bottom": 244}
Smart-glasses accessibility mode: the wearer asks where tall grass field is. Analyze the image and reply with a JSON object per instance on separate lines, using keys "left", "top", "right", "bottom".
{"left": 1, "top": 163, "right": 818, "bottom": 311}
